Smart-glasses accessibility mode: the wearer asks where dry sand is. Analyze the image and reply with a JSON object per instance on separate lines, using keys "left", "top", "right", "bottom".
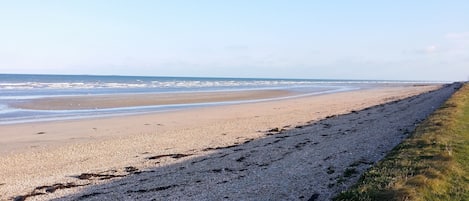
{"left": 0, "top": 84, "right": 459, "bottom": 201}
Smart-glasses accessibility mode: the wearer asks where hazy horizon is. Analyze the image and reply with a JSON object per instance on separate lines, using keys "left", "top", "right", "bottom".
{"left": 0, "top": 72, "right": 457, "bottom": 82}
{"left": 1, "top": 1, "right": 468, "bottom": 81}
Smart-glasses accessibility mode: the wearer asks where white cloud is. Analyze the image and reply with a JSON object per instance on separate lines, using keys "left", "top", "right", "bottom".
{"left": 412, "top": 44, "right": 440, "bottom": 55}
{"left": 445, "top": 32, "right": 469, "bottom": 40}
{"left": 445, "top": 32, "right": 469, "bottom": 49}
{"left": 424, "top": 45, "right": 438, "bottom": 54}
{"left": 442, "top": 32, "right": 469, "bottom": 57}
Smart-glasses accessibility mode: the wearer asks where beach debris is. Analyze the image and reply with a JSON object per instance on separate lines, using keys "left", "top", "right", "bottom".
{"left": 201, "top": 139, "right": 253, "bottom": 152}
{"left": 267, "top": 127, "right": 280, "bottom": 132}
{"left": 235, "top": 156, "right": 246, "bottom": 162}
{"left": 126, "top": 184, "right": 179, "bottom": 193}
{"left": 36, "top": 132, "right": 46, "bottom": 135}
{"left": 14, "top": 192, "right": 45, "bottom": 201}
{"left": 322, "top": 123, "right": 332, "bottom": 129}
{"left": 36, "top": 183, "right": 87, "bottom": 193}
{"left": 295, "top": 140, "right": 311, "bottom": 149}
{"left": 78, "top": 192, "right": 106, "bottom": 199}
{"left": 75, "top": 173, "right": 125, "bottom": 180}
{"left": 308, "top": 193, "right": 320, "bottom": 201}
{"left": 13, "top": 182, "right": 88, "bottom": 201}
{"left": 202, "top": 145, "right": 238, "bottom": 151}
{"left": 326, "top": 166, "right": 335, "bottom": 174}
{"left": 124, "top": 166, "right": 139, "bottom": 173}
{"left": 147, "top": 153, "right": 193, "bottom": 160}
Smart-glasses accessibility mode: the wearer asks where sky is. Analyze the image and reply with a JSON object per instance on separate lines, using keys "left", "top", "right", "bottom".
{"left": 0, "top": 1, "right": 468, "bottom": 81}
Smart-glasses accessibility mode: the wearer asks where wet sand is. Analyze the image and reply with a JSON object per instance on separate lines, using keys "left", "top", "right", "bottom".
{"left": 0, "top": 84, "right": 455, "bottom": 200}
{"left": 12, "top": 89, "right": 295, "bottom": 110}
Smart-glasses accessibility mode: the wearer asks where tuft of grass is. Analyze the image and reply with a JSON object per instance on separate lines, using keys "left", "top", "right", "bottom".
{"left": 335, "top": 83, "right": 469, "bottom": 201}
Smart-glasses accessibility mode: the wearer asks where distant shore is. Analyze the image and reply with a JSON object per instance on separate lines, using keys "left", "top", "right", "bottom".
{"left": 0, "top": 84, "right": 454, "bottom": 200}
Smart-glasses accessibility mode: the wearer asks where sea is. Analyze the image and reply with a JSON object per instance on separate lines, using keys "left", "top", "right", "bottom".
{"left": 0, "top": 74, "right": 432, "bottom": 125}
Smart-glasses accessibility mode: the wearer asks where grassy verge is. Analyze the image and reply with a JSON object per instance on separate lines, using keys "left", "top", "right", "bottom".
{"left": 335, "top": 83, "right": 469, "bottom": 201}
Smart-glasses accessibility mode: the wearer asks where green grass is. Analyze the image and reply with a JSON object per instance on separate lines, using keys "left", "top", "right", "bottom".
{"left": 335, "top": 83, "right": 469, "bottom": 201}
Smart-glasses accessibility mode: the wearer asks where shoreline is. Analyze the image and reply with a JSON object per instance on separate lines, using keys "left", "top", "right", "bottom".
{"left": 0, "top": 84, "right": 449, "bottom": 200}
{"left": 2, "top": 83, "right": 440, "bottom": 125}
{"left": 10, "top": 89, "right": 297, "bottom": 110}
{"left": 1, "top": 88, "right": 345, "bottom": 125}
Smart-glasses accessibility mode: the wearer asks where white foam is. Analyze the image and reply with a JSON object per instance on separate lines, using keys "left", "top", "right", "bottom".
{"left": 0, "top": 104, "right": 19, "bottom": 114}
{"left": 0, "top": 79, "right": 443, "bottom": 91}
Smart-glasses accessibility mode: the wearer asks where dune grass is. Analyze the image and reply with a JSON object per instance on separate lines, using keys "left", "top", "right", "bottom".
{"left": 335, "top": 83, "right": 469, "bottom": 201}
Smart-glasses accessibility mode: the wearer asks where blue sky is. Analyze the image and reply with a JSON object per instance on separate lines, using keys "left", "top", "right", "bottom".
{"left": 0, "top": 1, "right": 468, "bottom": 81}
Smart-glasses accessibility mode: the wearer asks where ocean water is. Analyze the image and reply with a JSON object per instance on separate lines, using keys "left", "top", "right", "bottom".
{"left": 0, "top": 74, "right": 422, "bottom": 124}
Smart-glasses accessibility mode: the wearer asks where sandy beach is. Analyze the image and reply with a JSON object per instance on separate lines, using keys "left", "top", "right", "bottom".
{"left": 0, "top": 84, "right": 459, "bottom": 201}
